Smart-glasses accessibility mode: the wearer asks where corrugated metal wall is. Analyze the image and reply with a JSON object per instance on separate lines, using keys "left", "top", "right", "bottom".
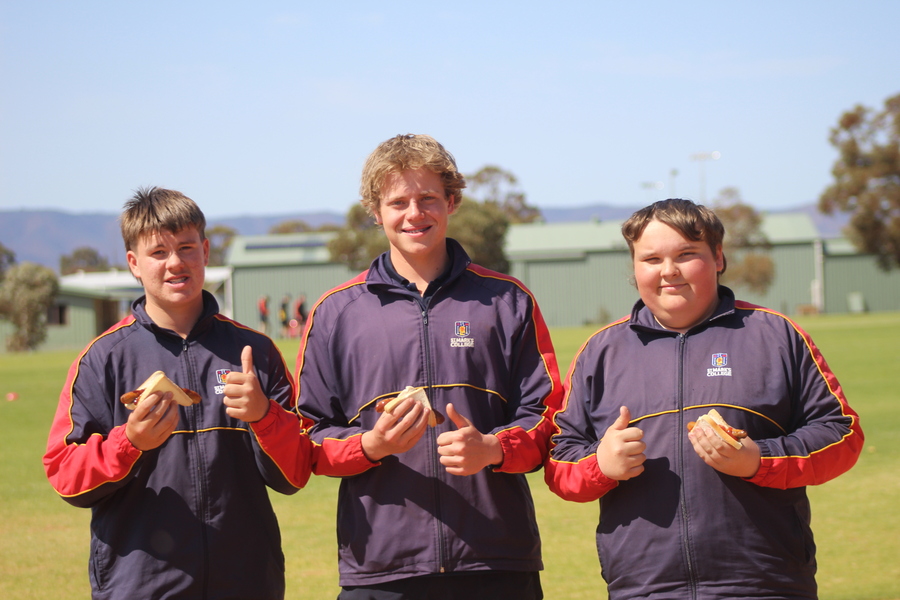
{"left": 513, "top": 253, "right": 634, "bottom": 327}
{"left": 725, "top": 244, "right": 817, "bottom": 315}
{"left": 825, "top": 254, "right": 900, "bottom": 313}
{"left": 231, "top": 262, "right": 357, "bottom": 330}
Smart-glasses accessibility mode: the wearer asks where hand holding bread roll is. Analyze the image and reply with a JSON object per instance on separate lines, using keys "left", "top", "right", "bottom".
{"left": 120, "top": 371, "right": 201, "bottom": 410}
{"left": 375, "top": 386, "right": 445, "bottom": 427}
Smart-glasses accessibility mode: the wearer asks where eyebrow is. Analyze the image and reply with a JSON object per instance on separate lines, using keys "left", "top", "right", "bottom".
{"left": 635, "top": 242, "right": 701, "bottom": 260}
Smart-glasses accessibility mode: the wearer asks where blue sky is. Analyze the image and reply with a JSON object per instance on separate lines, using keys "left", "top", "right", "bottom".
{"left": 1, "top": 1, "right": 898, "bottom": 219}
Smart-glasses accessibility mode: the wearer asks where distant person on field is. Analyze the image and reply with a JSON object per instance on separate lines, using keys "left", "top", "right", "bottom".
{"left": 259, "top": 294, "right": 270, "bottom": 334}
{"left": 545, "top": 198, "right": 864, "bottom": 600}
{"left": 294, "top": 293, "right": 308, "bottom": 328}
{"left": 295, "top": 134, "right": 563, "bottom": 599}
{"left": 279, "top": 294, "right": 291, "bottom": 337}
{"left": 44, "top": 186, "right": 315, "bottom": 600}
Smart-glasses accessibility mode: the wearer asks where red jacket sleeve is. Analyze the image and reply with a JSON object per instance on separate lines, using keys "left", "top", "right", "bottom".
{"left": 43, "top": 356, "right": 143, "bottom": 507}
{"left": 490, "top": 281, "right": 564, "bottom": 473}
{"left": 746, "top": 317, "right": 864, "bottom": 489}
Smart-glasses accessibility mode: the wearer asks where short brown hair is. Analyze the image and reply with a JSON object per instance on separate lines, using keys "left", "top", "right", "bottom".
{"left": 359, "top": 134, "right": 466, "bottom": 217}
{"left": 621, "top": 198, "right": 727, "bottom": 274}
{"left": 120, "top": 187, "right": 206, "bottom": 252}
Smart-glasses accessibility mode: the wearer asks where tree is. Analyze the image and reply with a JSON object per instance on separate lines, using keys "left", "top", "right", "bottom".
{"left": 207, "top": 224, "right": 238, "bottom": 267}
{"left": 0, "top": 262, "right": 59, "bottom": 351}
{"left": 269, "top": 219, "right": 312, "bottom": 234}
{"left": 466, "top": 165, "right": 542, "bottom": 224}
{"left": 59, "top": 246, "right": 111, "bottom": 275}
{"left": 712, "top": 187, "right": 775, "bottom": 295}
{"left": 820, "top": 92, "right": 900, "bottom": 270}
{"left": 0, "top": 241, "right": 15, "bottom": 281}
{"left": 327, "top": 204, "right": 390, "bottom": 271}
{"left": 447, "top": 200, "right": 510, "bottom": 273}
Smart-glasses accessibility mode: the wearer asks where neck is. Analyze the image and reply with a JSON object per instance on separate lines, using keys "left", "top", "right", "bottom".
{"left": 389, "top": 246, "right": 449, "bottom": 295}
{"left": 144, "top": 298, "right": 204, "bottom": 339}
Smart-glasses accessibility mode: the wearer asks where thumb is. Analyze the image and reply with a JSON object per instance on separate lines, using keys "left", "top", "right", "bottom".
{"left": 446, "top": 403, "right": 473, "bottom": 430}
{"left": 241, "top": 345, "right": 254, "bottom": 375}
{"left": 611, "top": 406, "right": 632, "bottom": 430}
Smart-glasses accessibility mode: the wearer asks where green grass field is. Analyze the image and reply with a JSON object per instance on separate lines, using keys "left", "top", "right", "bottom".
{"left": 1, "top": 312, "right": 898, "bottom": 599}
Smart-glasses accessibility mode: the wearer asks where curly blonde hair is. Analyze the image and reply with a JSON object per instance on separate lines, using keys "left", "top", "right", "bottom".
{"left": 359, "top": 134, "right": 467, "bottom": 217}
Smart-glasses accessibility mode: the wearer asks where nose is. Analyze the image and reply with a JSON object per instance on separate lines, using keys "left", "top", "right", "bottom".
{"left": 406, "top": 199, "right": 425, "bottom": 219}
{"left": 166, "top": 250, "right": 186, "bottom": 270}
{"left": 661, "top": 258, "right": 679, "bottom": 278}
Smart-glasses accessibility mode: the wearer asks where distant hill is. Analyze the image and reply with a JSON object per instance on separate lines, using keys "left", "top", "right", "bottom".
{"left": 0, "top": 204, "right": 849, "bottom": 272}
{"left": 0, "top": 209, "right": 346, "bottom": 271}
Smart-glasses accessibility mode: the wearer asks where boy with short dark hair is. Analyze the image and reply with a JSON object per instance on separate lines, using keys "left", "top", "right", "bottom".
{"left": 44, "top": 186, "right": 314, "bottom": 600}
{"left": 546, "top": 198, "right": 864, "bottom": 600}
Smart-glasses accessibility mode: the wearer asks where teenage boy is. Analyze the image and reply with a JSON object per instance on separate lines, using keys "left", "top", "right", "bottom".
{"left": 545, "top": 198, "right": 864, "bottom": 600}
{"left": 295, "top": 134, "right": 563, "bottom": 599}
{"left": 44, "top": 187, "right": 314, "bottom": 600}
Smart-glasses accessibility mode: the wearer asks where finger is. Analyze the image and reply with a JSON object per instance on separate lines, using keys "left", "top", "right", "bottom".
{"left": 608, "top": 406, "right": 632, "bottom": 432}
{"left": 241, "top": 345, "right": 254, "bottom": 375}
{"left": 446, "top": 403, "right": 473, "bottom": 430}
{"left": 135, "top": 391, "right": 169, "bottom": 418}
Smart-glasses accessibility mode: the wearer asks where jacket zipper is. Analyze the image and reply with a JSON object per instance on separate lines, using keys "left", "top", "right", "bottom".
{"left": 182, "top": 337, "right": 211, "bottom": 596}
{"left": 418, "top": 296, "right": 448, "bottom": 574}
{"left": 675, "top": 333, "right": 699, "bottom": 599}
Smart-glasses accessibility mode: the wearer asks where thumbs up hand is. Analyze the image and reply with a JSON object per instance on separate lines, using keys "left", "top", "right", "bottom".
{"left": 436, "top": 403, "right": 504, "bottom": 476}
{"left": 223, "top": 345, "right": 270, "bottom": 423}
{"left": 596, "top": 406, "right": 646, "bottom": 481}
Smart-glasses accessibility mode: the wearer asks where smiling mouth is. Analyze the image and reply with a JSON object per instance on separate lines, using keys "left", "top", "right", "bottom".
{"left": 404, "top": 226, "right": 431, "bottom": 235}
{"left": 167, "top": 276, "right": 189, "bottom": 284}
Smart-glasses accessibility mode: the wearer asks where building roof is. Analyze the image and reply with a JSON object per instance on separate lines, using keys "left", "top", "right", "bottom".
{"left": 227, "top": 232, "right": 336, "bottom": 267}
{"left": 59, "top": 267, "right": 231, "bottom": 299}
{"left": 506, "top": 220, "right": 627, "bottom": 259}
{"left": 505, "top": 212, "right": 824, "bottom": 259}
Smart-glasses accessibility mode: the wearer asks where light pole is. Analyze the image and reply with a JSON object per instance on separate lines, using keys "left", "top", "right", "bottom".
{"left": 689, "top": 151, "right": 720, "bottom": 204}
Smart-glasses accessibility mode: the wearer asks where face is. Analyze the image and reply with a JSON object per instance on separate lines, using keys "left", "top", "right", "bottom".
{"left": 126, "top": 226, "right": 210, "bottom": 323}
{"left": 631, "top": 219, "right": 724, "bottom": 332}
{"left": 375, "top": 167, "right": 456, "bottom": 271}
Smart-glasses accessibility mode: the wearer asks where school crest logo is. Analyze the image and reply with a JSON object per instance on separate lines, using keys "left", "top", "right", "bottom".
{"left": 451, "top": 320, "right": 475, "bottom": 348}
{"left": 214, "top": 369, "right": 232, "bottom": 394}
{"left": 455, "top": 321, "right": 470, "bottom": 337}
{"left": 707, "top": 353, "right": 732, "bottom": 377}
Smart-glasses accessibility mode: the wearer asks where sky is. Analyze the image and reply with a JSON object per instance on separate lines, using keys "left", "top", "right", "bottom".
{"left": 1, "top": 1, "right": 899, "bottom": 219}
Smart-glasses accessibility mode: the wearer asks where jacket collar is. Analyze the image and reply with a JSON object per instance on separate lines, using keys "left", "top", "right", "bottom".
{"left": 132, "top": 290, "right": 220, "bottom": 339}
{"left": 630, "top": 285, "right": 737, "bottom": 334}
{"left": 365, "top": 238, "right": 472, "bottom": 296}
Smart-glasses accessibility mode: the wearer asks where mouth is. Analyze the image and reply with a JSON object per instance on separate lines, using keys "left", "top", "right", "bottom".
{"left": 403, "top": 225, "right": 432, "bottom": 235}
{"left": 659, "top": 282, "right": 685, "bottom": 292}
{"left": 167, "top": 276, "right": 189, "bottom": 285}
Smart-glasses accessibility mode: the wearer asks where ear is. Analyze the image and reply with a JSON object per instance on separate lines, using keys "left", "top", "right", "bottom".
{"left": 202, "top": 237, "right": 210, "bottom": 266}
{"left": 126, "top": 250, "right": 140, "bottom": 279}
{"left": 714, "top": 244, "right": 725, "bottom": 273}
{"left": 447, "top": 194, "right": 458, "bottom": 215}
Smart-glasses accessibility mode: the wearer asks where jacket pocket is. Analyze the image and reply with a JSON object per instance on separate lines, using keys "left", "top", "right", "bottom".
{"left": 89, "top": 535, "right": 111, "bottom": 592}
